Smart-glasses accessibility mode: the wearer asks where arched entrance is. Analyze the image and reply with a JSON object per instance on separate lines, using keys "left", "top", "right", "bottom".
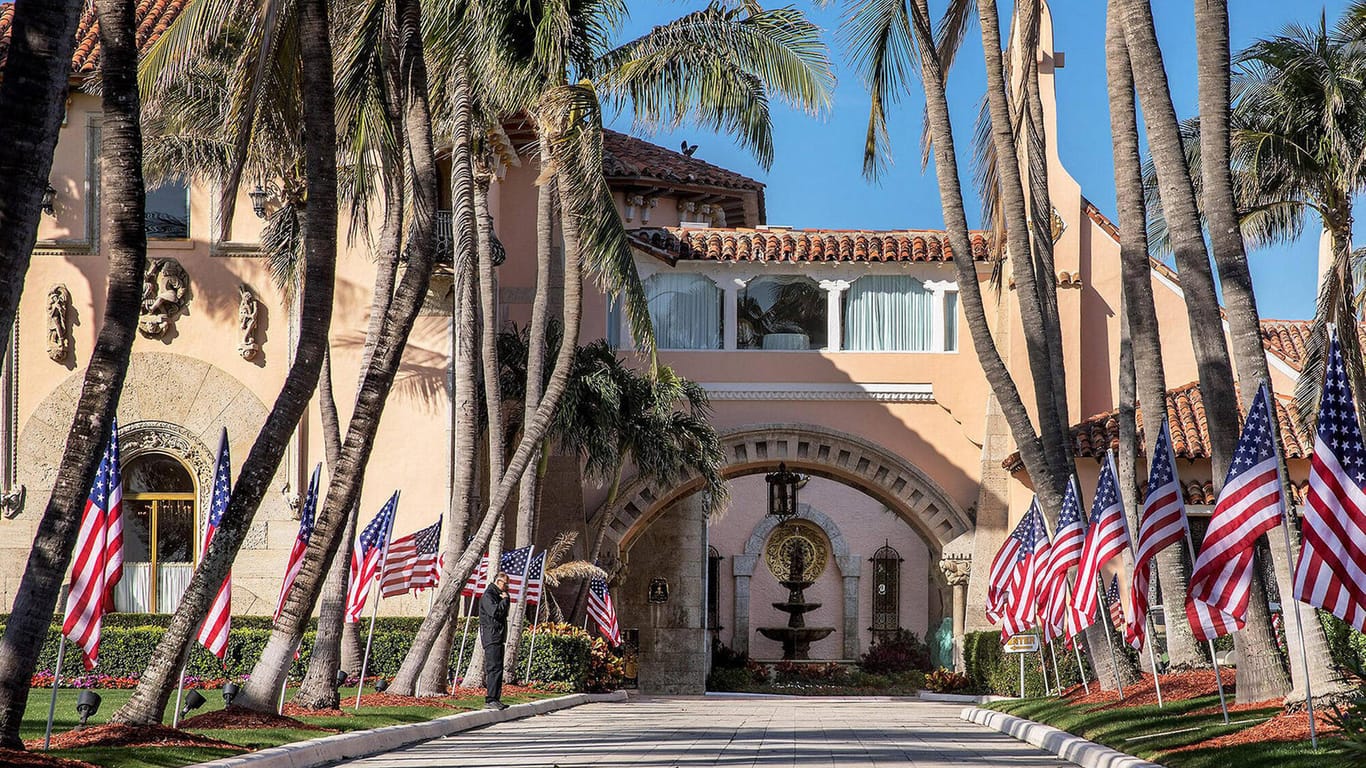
{"left": 118, "top": 451, "right": 197, "bottom": 612}
{"left": 593, "top": 423, "right": 973, "bottom": 693}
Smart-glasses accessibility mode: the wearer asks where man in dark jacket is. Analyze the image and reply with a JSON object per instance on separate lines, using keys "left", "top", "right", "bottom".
{"left": 479, "top": 571, "right": 511, "bottom": 709}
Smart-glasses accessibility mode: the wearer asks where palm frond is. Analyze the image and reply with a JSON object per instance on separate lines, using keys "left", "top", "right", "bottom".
{"left": 839, "top": 0, "right": 916, "bottom": 179}
{"left": 543, "top": 531, "right": 579, "bottom": 571}
{"left": 544, "top": 560, "right": 608, "bottom": 588}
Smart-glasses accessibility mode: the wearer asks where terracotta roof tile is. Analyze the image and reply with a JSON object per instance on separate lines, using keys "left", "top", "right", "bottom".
{"left": 602, "top": 130, "right": 763, "bottom": 193}
{"left": 629, "top": 226, "right": 991, "bottom": 265}
{"left": 1003, "top": 380, "right": 1311, "bottom": 472}
{"left": 1260, "top": 319, "right": 1318, "bottom": 372}
{"left": 0, "top": 0, "right": 187, "bottom": 75}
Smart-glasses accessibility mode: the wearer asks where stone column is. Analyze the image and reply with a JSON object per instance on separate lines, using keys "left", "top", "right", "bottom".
{"left": 731, "top": 554, "right": 757, "bottom": 655}
{"left": 837, "top": 554, "right": 862, "bottom": 660}
{"left": 819, "top": 279, "right": 850, "bottom": 352}
{"left": 939, "top": 556, "right": 972, "bottom": 671}
{"left": 627, "top": 493, "right": 709, "bottom": 695}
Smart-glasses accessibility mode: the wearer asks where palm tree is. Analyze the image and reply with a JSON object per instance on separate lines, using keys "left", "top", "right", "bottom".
{"left": 0, "top": 0, "right": 149, "bottom": 747}
{"left": 0, "top": 0, "right": 84, "bottom": 351}
{"left": 1102, "top": 0, "right": 1206, "bottom": 671}
{"left": 110, "top": 0, "right": 341, "bottom": 724}
{"left": 1114, "top": 0, "right": 1290, "bottom": 704}
{"left": 390, "top": 0, "right": 833, "bottom": 694}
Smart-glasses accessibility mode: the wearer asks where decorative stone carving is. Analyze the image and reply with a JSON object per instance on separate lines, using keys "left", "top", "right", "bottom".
{"left": 764, "top": 520, "right": 829, "bottom": 582}
{"left": 1050, "top": 207, "right": 1066, "bottom": 243}
{"left": 1, "top": 484, "right": 24, "bottom": 519}
{"left": 236, "top": 284, "right": 261, "bottom": 360}
{"left": 139, "top": 258, "right": 191, "bottom": 338}
{"left": 46, "top": 285, "right": 71, "bottom": 362}
{"left": 939, "top": 556, "right": 972, "bottom": 587}
{"left": 282, "top": 482, "right": 301, "bottom": 520}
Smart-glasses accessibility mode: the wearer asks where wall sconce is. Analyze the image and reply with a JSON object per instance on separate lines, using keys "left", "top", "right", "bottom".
{"left": 41, "top": 184, "right": 56, "bottom": 217}
{"left": 249, "top": 185, "right": 269, "bottom": 219}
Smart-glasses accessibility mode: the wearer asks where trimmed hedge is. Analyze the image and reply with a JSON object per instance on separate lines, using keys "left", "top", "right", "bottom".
{"left": 963, "top": 630, "right": 1084, "bottom": 696}
{"left": 1322, "top": 609, "right": 1366, "bottom": 672}
{"left": 8, "top": 615, "right": 602, "bottom": 690}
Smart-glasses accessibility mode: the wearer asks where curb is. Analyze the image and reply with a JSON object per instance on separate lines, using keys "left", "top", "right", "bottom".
{"left": 188, "top": 690, "right": 628, "bottom": 768}
{"left": 960, "top": 706, "right": 1166, "bottom": 768}
{"left": 915, "top": 691, "right": 990, "bottom": 704}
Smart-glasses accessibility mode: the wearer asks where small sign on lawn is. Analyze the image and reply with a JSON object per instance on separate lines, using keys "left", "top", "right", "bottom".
{"left": 1003, "top": 634, "right": 1040, "bottom": 654}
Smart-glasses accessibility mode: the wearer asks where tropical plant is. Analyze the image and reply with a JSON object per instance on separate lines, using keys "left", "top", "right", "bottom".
{"left": 0, "top": 0, "right": 85, "bottom": 356}
{"left": 0, "top": 0, "right": 150, "bottom": 746}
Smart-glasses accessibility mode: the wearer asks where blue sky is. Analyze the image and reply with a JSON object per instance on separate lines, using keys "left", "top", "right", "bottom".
{"left": 605, "top": 1, "right": 1355, "bottom": 320}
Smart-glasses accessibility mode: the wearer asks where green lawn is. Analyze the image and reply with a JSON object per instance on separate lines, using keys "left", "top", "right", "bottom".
{"left": 987, "top": 694, "right": 1330, "bottom": 767}
{"left": 24, "top": 686, "right": 557, "bottom": 768}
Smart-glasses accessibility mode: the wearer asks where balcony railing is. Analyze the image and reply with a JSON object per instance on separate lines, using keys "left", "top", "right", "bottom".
{"left": 436, "top": 210, "right": 453, "bottom": 260}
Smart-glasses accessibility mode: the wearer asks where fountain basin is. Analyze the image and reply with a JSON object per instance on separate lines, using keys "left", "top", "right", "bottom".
{"left": 758, "top": 626, "right": 836, "bottom": 660}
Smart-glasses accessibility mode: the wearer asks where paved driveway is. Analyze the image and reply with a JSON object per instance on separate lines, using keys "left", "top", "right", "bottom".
{"left": 335, "top": 695, "right": 1071, "bottom": 767}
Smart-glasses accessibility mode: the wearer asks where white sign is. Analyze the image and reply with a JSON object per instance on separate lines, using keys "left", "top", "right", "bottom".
{"left": 1003, "top": 634, "right": 1040, "bottom": 654}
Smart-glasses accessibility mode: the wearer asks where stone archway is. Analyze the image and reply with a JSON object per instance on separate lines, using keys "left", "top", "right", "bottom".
{"left": 734, "top": 503, "right": 862, "bottom": 658}
{"left": 593, "top": 423, "right": 973, "bottom": 558}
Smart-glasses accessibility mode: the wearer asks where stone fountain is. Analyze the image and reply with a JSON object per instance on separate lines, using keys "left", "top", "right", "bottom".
{"left": 758, "top": 536, "right": 835, "bottom": 660}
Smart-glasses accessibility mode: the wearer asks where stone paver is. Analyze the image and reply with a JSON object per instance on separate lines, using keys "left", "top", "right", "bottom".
{"left": 334, "top": 696, "right": 1072, "bottom": 767}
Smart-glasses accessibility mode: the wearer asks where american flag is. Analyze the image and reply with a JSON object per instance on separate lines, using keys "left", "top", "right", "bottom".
{"left": 1001, "top": 501, "right": 1050, "bottom": 642}
{"left": 587, "top": 575, "right": 620, "bottom": 646}
{"left": 524, "top": 550, "right": 546, "bottom": 605}
{"left": 196, "top": 430, "right": 233, "bottom": 661}
{"left": 1128, "top": 419, "right": 1188, "bottom": 650}
{"left": 274, "top": 463, "right": 321, "bottom": 621}
{"left": 1107, "top": 574, "right": 1127, "bottom": 633}
{"left": 1073, "top": 453, "right": 1132, "bottom": 631}
{"left": 62, "top": 418, "right": 124, "bottom": 669}
{"left": 344, "top": 493, "right": 398, "bottom": 623}
{"left": 1187, "top": 384, "right": 1286, "bottom": 641}
{"left": 986, "top": 512, "right": 1030, "bottom": 625}
{"left": 380, "top": 518, "right": 443, "bottom": 597}
{"left": 1043, "top": 479, "right": 1087, "bottom": 642}
{"left": 460, "top": 554, "right": 490, "bottom": 597}
{"left": 501, "top": 546, "right": 535, "bottom": 602}
{"left": 1296, "top": 333, "right": 1366, "bottom": 630}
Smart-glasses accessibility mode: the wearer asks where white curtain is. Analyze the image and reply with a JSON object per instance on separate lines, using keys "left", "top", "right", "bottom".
{"left": 158, "top": 564, "right": 194, "bottom": 613}
{"left": 943, "top": 291, "right": 958, "bottom": 351}
{"left": 114, "top": 563, "right": 152, "bottom": 613}
{"left": 843, "top": 275, "right": 933, "bottom": 351}
{"left": 646, "top": 273, "right": 722, "bottom": 349}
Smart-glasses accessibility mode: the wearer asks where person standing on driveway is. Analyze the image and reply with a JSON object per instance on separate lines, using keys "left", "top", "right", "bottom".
{"left": 480, "top": 571, "right": 511, "bottom": 709}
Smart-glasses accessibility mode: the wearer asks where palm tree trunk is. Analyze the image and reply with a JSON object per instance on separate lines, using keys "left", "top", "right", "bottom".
{"left": 111, "top": 0, "right": 340, "bottom": 725}
{"left": 0, "top": 0, "right": 83, "bottom": 350}
{"left": 229, "top": 0, "right": 440, "bottom": 713}
{"left": 0, "top": 0, "right": 146, "bottom": 744}
{"left": 503, "top": 144, "right": 554, "bottom": 681}
{"left": 1192, "top": 0, "right": 1341, "bottom": 704}
{"left": 1104, "top": 1, "right": 1207, "bottom": 671}
{"left": 974, "top": 0, "right": 1072, "bottom": 513}
{"left": 390, "top": 137, "right": 587, "bottom": 696}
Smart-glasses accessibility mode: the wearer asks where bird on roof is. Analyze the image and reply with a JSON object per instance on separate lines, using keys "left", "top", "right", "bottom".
{"left": 680, "top": 141, "right": 698, "bottom": 157}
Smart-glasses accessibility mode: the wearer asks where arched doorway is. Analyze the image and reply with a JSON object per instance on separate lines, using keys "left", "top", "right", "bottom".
{"left": 115, "top": 452, "right": 196, "bottom": 612}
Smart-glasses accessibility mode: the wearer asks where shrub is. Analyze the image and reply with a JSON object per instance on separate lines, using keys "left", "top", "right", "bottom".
{"left": 924, "top": 668, "right": 972, "bottom": 693}
{"left": 706, "top": 666, "right": 754, "bottom": 692}
{"left": 710, "top": 641, "right": 749, "bottom": 670}
{"left": 1322, "top": 610, "right": 1366, "bottom": 672}
{"left": 513, "top": 622, "right": 592, "bottom": 691}
{"left": 773, "top": 661, "right": 850, "bottom": 685}
{"left": 585, "top": 638, "right": 625, "bottom": 693}
{"left": 858, "top": 630, "right": 931, "bottom": 675}
{"left": 962, "top": 631, "right": 1082, "bottom": 697}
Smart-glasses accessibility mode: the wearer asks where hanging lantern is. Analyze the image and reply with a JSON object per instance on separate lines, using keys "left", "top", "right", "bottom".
{"left": 766, "top": 462, "right": 801, "bottom": 522}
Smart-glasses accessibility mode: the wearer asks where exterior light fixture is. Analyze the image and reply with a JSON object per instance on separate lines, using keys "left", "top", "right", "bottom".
{"left": 178, "top": 689, "right": 206, "bottom": 720}
{"left": 222, "top": 681, "right": 241, "bottom": 706}
{"left": 766, "top": 462, "right": 801, "bottom": 523}
{"left": 75, "top": 690, "right": 101, "bottom": 728}
{"left": 374, "top": 678, "right": 389, "bottom": 693}
{"left": 334, "top": 669, "right": 349, "bottom": 690}
{"left": 249, "top": 185, "right": 269, "bottom": 219}
{"left": 41, "top": 184, "right": 56, "bottom": 217}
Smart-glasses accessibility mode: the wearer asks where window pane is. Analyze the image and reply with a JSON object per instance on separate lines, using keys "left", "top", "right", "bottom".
{"left": 842, "top": 275, "right": 931, "bottom": 351}
{"left": 146, "top": 180, "right": 190, "bottom": 239}
{"left": 122, "top": 499, "right": 153, "bottom": 562}
{"left": 156, "top": 499, "right": 195, "bottom": 564}
{"left": 738, "top": 276, "right": 826, "bottom": 350}
{"left": 944, "top": 291, "right": 958, "bottom": 352}
{"left": 645, "top": 274, "right": 722, "bottom": 349}
{"left": 124, "top": 454, "right": 195, "bottom": 494}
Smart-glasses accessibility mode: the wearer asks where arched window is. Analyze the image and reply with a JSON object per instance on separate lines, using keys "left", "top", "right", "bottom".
{"left": 645, "top": 274, "right": 722, "bottom": 349}
{"left": 871, "top": 545, "right": 902, "bottom": 641}
{"left": 116, "top": 453, "right": 196, "bottom": 613}
{"left": 707, "top": 546, "right": 723, "bottom": 634}
{"left": 739, "top": 276, "right": 826, "bottom": 349}
{"left": 843, "top": 275, "right": 933, "bottom": 351}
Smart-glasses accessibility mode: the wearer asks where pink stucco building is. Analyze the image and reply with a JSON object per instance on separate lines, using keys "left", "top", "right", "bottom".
{"left": 0, "top": 2, "right": 1317, "bottom": 692}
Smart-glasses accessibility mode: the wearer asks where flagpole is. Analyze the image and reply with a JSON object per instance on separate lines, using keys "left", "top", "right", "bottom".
{"left": 1143, "top": 617, "right": 1164, "bottom": 708}
{"left": 1265, "top": 384, "right": 1317, "bottom": 749}
{"left": 171, "top": 664, "right": 188, "bottom": 727}
{"left": 355, "top": 493, "right": 398, "bottom": 711}
{"left": 1179, "top": 527, "right": 1229, "bottom": 723}
{"left": 454, "top": 594, "right": 474, "bottom": 689}
{"left": 511, "top": 546, "right": 535, "bottom": 682}
{"left": 524, "top": 596, "right": 544, "bottom": 683}
{"left": 1070, "top": 634, "right": 1089, "bottom": 695}
{"left": 43, "top": 633, "right": 67, "bottom": 751}
{"left": 1048, "top": 640, "right": 1064, "bottom": 694}
{"left": 1095, "top": 577, "right": 1125, "bottom": 699}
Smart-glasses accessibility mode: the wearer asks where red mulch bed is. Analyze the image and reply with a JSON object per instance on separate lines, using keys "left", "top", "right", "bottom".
{"left": 0, "top": 749, "right": 100, "bottom": 768}
{"left": 1188, "top": 699, "right": 1282, "bottom": 716}
{"left": 1062, "top": 670, "right": 1235, "bottom": 709}
{"left": 355, "top": 692, "right": 461, "bottom": 709}
{"left": 280, "top": 702, "right": 348, "bottom": 718}
{"left": 24, "top": 723, "right": 246, "bottom": 752}
{"left": 179, "top": 706, "right": 332, "bottom": 731}
{"left": 1166, "top": 710, "right": 1339, "bottom": 752}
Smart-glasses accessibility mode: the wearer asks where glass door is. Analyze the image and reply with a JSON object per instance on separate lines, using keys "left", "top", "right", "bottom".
{"left": 114, "top": 453, "right": 196, "bottom": 613}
